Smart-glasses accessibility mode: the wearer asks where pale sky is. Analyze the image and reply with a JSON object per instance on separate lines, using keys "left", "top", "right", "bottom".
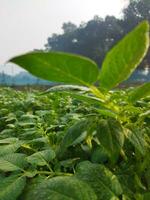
{"left": 0, "top": 0, "right": 129, "bottom": 74}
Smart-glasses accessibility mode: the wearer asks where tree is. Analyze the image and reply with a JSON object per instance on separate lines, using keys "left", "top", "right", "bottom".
{"left": 45, "top": 16, "right": 123, "bottom": 67}
{"left": 45, "top": 0, "right": 150, "bottom": 69}
{"left": 62, "top": 22, "right": 77, "bottom": 34}
{"left": 122, "top": 0, "right": 150, "bottom": 32}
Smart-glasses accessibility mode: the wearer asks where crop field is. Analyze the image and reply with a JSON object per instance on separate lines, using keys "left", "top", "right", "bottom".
{"left": 0, "top": 21, "right": 150, "bottom": 200}
{"left": 0, "top": 86, "right": 150, "bottom": 200}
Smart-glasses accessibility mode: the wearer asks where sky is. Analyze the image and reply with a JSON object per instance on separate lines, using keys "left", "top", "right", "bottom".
{"left": 0, "top": 0, "right": 129, "bottom": 74}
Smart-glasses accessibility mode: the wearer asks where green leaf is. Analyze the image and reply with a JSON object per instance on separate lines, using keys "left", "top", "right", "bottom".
{"left": 0, "top": 153, "right": 27, "bottom": 172}
{"left": 91, "top": 146, "right": 109, "bottom": 164}
{"left": 26, "top": 149, "right": 56, "bottom": 166}
{"left": 60, "top": 91, "right": 105, "bottom": 106}
{"left": 75, "top": 161, "right": 122, "bottom": 200}
{"left": 128, "top": 82, "right": 150, "bottom": 103}
{"left": 57, "top": 120, "right": 89, "bottom": 156}
{"left": 44, "top": 85, "right": 111, "bottom": 113}
{"left": 9, "top": 51, "right": 99, "bottom": 86}
{"left": 21, "top": 175, "right": 46, "bottom": 198}
{"left": 116, "top": 165, "right": 136, "bottom": 199}
{"left": 0, "top": 175, "right": 26, "bottom": 200}
{"left": 43, "top": 84, "right": 106, "bottom": 105}
{"left": 59, "top": 158, "right": 80, "bottom": 168}
{"left": 97, "top": 109, "right": 117, "bottom": 118}
{"left": 0, "top": 137, "right": 19, "bottom": 144}
{"left": 122, "top": 195, "right": 132, "bottom": 200}
{"left": 143, "top": 192, "right": 150, "bottom": 200}
{"left": 23, "top": 170, "right": 38, "bottom": 178}
{"left": 0, "top": 142, "right": 23, "bottom": 156}
{"left": 26, "top": 137, "right": 48, "bottom": 145}
{"left": 140, "top": 110, "right": 150, "bottom": 118}
{"left": 24, "top": 176, "right": 97, "bottom": 200}
{"left": 96, "top": 118, "right": 124, "bottom": 162}
{"left": 43, "top": 84, "right": 90, "bottom": 93}
{"left": 124, "top": 128, "right": 146, "bottom": 155}
{"left": 99, "top": 21, "right": 149, "bottom": 90}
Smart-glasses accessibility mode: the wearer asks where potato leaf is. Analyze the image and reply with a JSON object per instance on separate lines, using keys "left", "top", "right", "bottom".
{"left": 0, "top": 153, "right": 27, "bottom": 172}
{"left": 124, "top": 128, "right": 146, "bottom": 155}
{"left": 57, "top": 119, "right": 89, "bottom": 156}
{"left": 0, "top": 142, "right": 23, "bottom": 156}
{"left": 0, "top": 175, "right": 26, "bottom": 200}
{"left": 99, "top": 21, "right": 149, "bottom": 91}
{"left": 24, "top": 176, "right": 97, "bottom": 200}
{"left": 75, "top": 161, "right": 122, "bottom": 200}
{"left": 9, "top": 51, "right": 99, "bottom": 86}
{"left": 0, "top": 137, "right": 19, "bottom": 144}
{"left": 128, "top": 82, "right": 150, "bottom": 103}
{"left": 43, "top": 84, "right": 90, "bottom": 93}
{"left": 26, "top": 149, "right": 56, "bottom": 166}
{"left": 96, "top": 119, "right": 124, "bottom": 162}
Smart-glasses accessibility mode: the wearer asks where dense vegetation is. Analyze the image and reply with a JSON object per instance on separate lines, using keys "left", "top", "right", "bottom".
{"left": 0, "top": 21, "right": 150, "bottom": 199}
{"left": 0, "top": 85, "right": 149, "bottom": 200}
{"left": 45, "top": 0, "right": 150, "bottom": 70}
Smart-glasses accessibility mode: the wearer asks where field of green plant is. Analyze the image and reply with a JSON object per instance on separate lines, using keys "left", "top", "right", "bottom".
{"left": 0, "top": 21, "right": 150, "bottom": 200}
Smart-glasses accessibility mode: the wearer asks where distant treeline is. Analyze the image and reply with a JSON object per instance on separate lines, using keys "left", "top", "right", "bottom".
{"left": 45, "top": 0, "right": 150, "bottom": 70}
{"left": 0, "top": 72, "right": 54, "bottom": 86}
{"left": 0, "top": 69, "right": 149, "bottom": 86}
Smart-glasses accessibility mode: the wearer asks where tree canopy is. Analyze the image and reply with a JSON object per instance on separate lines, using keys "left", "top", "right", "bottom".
{"left": 45, "top": 0, "right": 150, "bottom": 69}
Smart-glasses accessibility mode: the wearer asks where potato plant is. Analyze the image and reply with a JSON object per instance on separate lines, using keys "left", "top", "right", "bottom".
{"left": 0, "top": 21, "right": 149, "bottom": 200}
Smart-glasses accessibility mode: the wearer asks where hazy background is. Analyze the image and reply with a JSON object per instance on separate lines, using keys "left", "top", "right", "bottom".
{"left": 0, "top": 0, "right": 129, "bottom": 74}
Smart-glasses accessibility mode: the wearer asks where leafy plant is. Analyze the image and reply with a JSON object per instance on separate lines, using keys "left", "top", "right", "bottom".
{"left": 0, "top": 21, "right": 149, "bottom": 200}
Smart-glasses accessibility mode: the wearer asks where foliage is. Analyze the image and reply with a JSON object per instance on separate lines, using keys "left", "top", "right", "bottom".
{"left": 0, "top": 21, "right": 149, "bottom": 200}
{"left": 45, "top": 0, "right": 150, "bottom": 70}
